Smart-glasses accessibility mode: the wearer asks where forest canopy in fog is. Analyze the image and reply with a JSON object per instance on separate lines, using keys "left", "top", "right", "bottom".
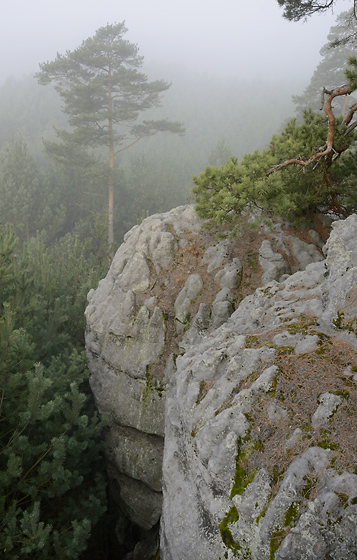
{"left": 0, "top": 1, "right": 356, "bottom": 557}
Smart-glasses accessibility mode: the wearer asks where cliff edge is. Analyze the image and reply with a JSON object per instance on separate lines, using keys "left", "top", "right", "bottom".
{"left": 85, "top": 206, "right": 357, "bottom": 559}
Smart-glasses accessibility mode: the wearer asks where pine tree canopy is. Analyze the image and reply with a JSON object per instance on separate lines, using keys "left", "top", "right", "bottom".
{"left": 292, "top": 11, "right": 357, "bottom": 115}
{"left": 37, "top": 23, "right": 182, "bottom": 148}
{"left": 277, "top": 0, "right": 356, "bottom": 21}
{"left": 193, "top": 56, "right": 357, "bottom": 228}
{"left": 277, "top": 1, "right": 357, "bottom": 45}
{"left": 36, "top": 22, "right": 184, "bottom": 249}
{"left": 0, "top": 224, "right": 108, "bottom": 559}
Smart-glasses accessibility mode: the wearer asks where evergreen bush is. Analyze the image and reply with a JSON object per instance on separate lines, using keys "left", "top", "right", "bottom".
{"left": 0, "top": 224, "right": 107, "bottom": 559}
{"left": 193, "top": 109, "right": 357, "bottom": 226}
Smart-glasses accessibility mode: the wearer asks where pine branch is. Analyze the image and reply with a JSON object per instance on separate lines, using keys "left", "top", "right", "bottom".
{"left": 266, "top": 81, "right": 355, "bottom": 175}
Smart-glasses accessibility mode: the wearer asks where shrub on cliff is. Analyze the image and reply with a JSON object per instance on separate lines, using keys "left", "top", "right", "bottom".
{"left": 193, "top": 58, "right": 357, "bottom": 226}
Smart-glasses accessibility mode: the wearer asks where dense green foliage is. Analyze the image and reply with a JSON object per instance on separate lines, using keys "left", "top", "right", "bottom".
{"left": 193, "top": 106, "right": 357, "bottom": 226}
{"left": 0, "top": 224, "right": 108, "bottom": 558}
{"left": 0, "top": 137, "right": 66, "bottom": 244}
{"left": 194, "top": 15, "right": 357, "bottom": 230}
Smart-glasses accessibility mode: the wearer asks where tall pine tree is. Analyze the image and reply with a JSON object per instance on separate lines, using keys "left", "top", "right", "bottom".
{"left": 293, "top": 10, "right": 357, "bottom": 115}
{"left": 36, "top": 22, "right": 184, "bottom": 250}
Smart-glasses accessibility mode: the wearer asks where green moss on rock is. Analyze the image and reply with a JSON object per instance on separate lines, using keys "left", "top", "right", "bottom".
{"left": 219, "top": 506, "right": 241, "bottom": 556}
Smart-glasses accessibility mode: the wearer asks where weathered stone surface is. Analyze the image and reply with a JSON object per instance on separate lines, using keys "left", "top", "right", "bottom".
{"left": 88, "top": 359, "right": 166, "bottom": 437}
{"left": 106, "top": 426, "right": 163, "bottom": 492}
{"left": 259, "top": 239, "right": 291, "bottom": 284}
{"left": 201, "top": 241, "right": 230, "bottom": 272}
{"left": 174, "top": 274, "right": 204, "bottom": 333}
{"left": 285, "top": 427, "right": 303, "bottom": 450}
{"left": 149, "top": 231, "right": 179, "bottom": 274}
{"left": 214, "top": 257, "right": 243, "bottom": 289}
{"left": 311, "top": 392, "right": 342, "bottom": 428}
{"left": 179, "top": 287, "right": 237, "bottom": 351}
{"left": 98, "top": 304, "right": 166, "bottom": 379}
{"left": 294, "top": 334, "right": 319, "bottom": 354}
{"left": 321, "top": 213, "right": 357, "bottom": 326}
{"left": 118, "top": 252, "right": 152, "bottom": 292}
{"left": 286, "top": 235, "right": 324, "bottom": 270}
{"left": 259, "top": 229, "right": 324, "bottom": 286}
{"left": 85, "top": 206, "right": 357, "bottom": 558}
{"left": 160, "top": 215, "right": 357, "bottom": 560}
{"left": 275, "top": 469, "right": 357, "bottom": 560}
{"left": 309, "top": 229, "right": 324, "bottom": 249}
{"left": 108, "top": 466, "right": 163, "bottom": 530}
{"left": 86, "top": 206, "right": 205, "bottom": 532}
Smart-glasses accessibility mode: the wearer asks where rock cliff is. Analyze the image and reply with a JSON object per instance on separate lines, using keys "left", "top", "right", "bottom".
{"left": 85, "top": 206, "right": 357, "bottom": 559}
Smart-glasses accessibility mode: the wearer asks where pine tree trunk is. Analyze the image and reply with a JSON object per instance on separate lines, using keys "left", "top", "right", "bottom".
{"left": 108, "top": 141, "right": 114, "bottom": 254}
{"left": 108, "top": 70, "right": 115, "bottom": 257}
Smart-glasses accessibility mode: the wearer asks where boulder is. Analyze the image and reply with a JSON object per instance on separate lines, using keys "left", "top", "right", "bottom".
{"left": 85, "top": 206, "right": 357, "bottom": 559}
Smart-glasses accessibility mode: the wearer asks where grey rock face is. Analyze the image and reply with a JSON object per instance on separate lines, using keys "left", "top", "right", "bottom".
{"left": 259, "top": 239, "right": 291, "bottom": 284}
{"left": 286, "top": 235, "right": 324, "bottom": 271}
{"left": 258, "top": 227, "right": 324, "bottom": 286}
{"left": 309, "top": 229, "right": 325, "bottom": 249}
{"left": 321, "top": 213, "right": 357, "bottom": 327}
{"left": 311, "top": 392, "right": 342, "bottom": 428}
{"left": 85, "top": 205, "right": 356, "bottom": 559}
{"left": 275, "top": 469, "right": 357, "bottom": 560}
{"left": 86, "top": 206, "right": 247, "bottom": 531}
{"left": 214, "top": 257, "right": 243, "bottom": 289}
{"left": 285, "top": 428, "right": 303, "bottom": 450}
{"left": 174, "top": 274, "right": 204, "bottom": 333}
{"left": 86, "top": 206, "right": 204, "bottom": 530}
{"left": 160, "top": 215, "right": 357, "bottom": 560}
{"left": 201, "top": 241, "right": 230, "bottom": 272}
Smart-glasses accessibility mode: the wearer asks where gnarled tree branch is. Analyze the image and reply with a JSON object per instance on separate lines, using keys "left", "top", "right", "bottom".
{"left": 343, "top": 101, "right": 357, "bottom": 126}
{"left": 266, "top": 82, "right": 357, "bottom": 175}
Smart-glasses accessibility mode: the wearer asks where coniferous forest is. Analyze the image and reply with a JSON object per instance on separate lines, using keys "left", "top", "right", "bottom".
{"left": 0, "top": 71, "right": 297, "bottom": 558}
{"left": 0, "top": 9, "right": 356, "bottom": 558}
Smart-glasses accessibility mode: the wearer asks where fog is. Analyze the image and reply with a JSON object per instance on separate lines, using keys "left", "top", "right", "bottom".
{"left": 1, "top": 0, "right": 344, "bottom": 84}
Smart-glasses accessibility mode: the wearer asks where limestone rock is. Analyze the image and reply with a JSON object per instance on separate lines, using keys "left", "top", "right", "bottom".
{"left": 259, "top": 230, "right": 324, "bottom": 286}
{"left": 160, "top": 215, "right": 357, "bottom": 560}
{"left": 174, "top": 274, "right": 204, "bottom": 333}
{"left": 214, "top": 257, "right": 243, "bottom": 289}
{"left": 85, "top": 206, "right": 357, "bottom": 558}
{"left": 201, "top": 241, "right": 230, "bottom": 272}
{"left": 286, "top": 235, "right": 324, "bottom": 270}
{"left": 321, "top": 213, "right": 357, "bottom": 327}
{"left": 285, "top": 428, "right": 303, "bottom": 450}
{"left": 309, "top": 229, "right": 324, "bottom": 249}
{"left": 259, "top": 239, "right": 290, "bottom": 284}
{"left": 106, "top": 426, "right": 163, "bottom": 492}
{"left": 311, "top": 392, "right": 342, "bottom": 428}
{"left": 109, "top": 466, "right": 163, "bottom": 530}
{"left": 86, "top": 206, "right": 204, "bottom": 532}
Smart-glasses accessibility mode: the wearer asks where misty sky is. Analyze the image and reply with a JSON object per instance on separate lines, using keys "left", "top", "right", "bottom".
{"left": 1, "top": 0, "right": 345, "bottom": 84}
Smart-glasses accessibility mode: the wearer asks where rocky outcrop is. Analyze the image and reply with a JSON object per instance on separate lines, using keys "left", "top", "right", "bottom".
{"left": 85, "top": 206, "right": 202, "bottom": 532}
{"left": 161, "top": 214, "right": 357, "bottom": 560}
{"left": 85, "top": 206, "right": 357, "bottom": 559}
